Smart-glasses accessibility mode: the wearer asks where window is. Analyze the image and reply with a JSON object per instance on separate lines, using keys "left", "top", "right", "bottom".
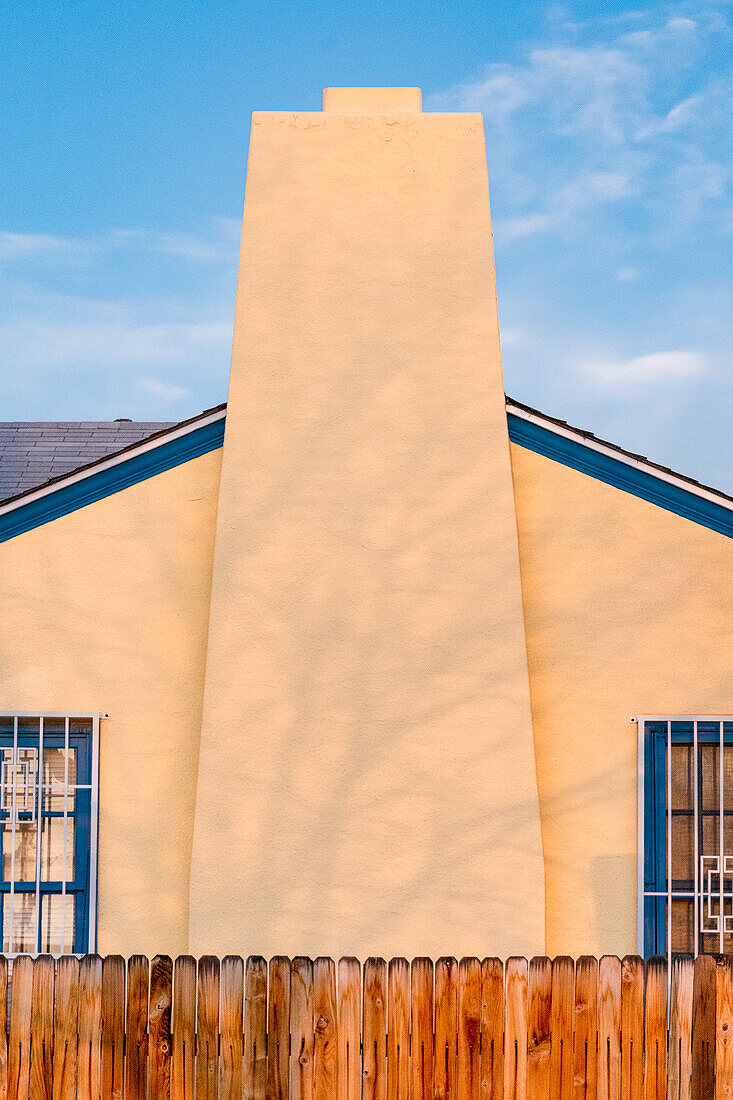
{"left": 641, "top": 715, "right": 733, "bottom": 960}
{"left": 0, "top": 713, "right": 98, "bottom": 955}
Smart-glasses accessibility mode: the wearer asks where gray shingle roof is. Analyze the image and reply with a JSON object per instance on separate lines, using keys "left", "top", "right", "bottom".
{"left": 0, "top": 421, "right": 175, "bottom": 503}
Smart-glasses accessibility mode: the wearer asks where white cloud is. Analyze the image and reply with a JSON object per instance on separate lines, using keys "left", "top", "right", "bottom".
{"left": 138, "top": 377, "right": 193, "bottom": 403}
{"left": 0, "top": 230, "right": 88, "bottom": 261}
{"left": 616, "top": 267, "right": 640, "bottom": 281}
{"left": 581, "top": 351, "right": 708, "bottom": 387}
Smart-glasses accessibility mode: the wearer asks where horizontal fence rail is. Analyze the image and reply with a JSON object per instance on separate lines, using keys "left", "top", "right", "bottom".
{"left": 0, "top": 953, "right": 730, "bottom": 1099}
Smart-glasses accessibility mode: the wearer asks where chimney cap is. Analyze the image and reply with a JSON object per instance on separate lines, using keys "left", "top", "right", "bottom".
{"left": 322, "top": 87, "right": 422, "bottom": 113}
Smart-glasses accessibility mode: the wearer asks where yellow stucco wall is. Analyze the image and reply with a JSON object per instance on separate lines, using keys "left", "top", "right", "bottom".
{"left": 510, "top": 442, "right": 733, "bottom": 957}
{"left": 0, "top": 448, "right": 222, "bottom": 956}
{"left": 190, "top": 92, "right": 546, "bottom": 959}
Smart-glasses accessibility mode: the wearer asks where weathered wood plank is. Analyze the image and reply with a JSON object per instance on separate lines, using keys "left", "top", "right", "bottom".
{"left": 290, "top": 957, "right": 314, "bottom": 1100}
{"left": 387, "top": 959, "right": 409, "bottom": 1100}
{"left": 220, "top": 956, "right": 244, "bottom": 1100}
{"left": 458, "top": 958, "right": 482, "bottom": 1100}
{"left": 363, "top": 958, "right": 386, "bottom": 1100}
{"left": 480, "top": 959, "right": 504, "bottom": 1100}
{"left": 267, "top": 957, "right": 291, "bottom": 1100}
{"left": 29, "top": 956, "right": 54, "bottom": 1100}
{"left": 77, "top": 954, "right": 103, "bottom": 1100}
{"left": 550, "top": 957, "right": 574, "bottom": 1100}
{"left": 644, "top": 958, "right": 667, "bottom": 1100}
{"left": 620, "top": 956, "right": 644, "bottom": 1100}
{"left": 716, "top": 956, "right": 733, "bottom": 1100}
{"left": 691, "top": 954, "right": 715, "bottom": 1100}
{"left": 597, "top": 956, "right": 621, "bottom": 1100}
{"left": 313, "top": 958, "right": 338, "bottom": 1100}
{"left": 125, "top": 956, "right": 149, "bottom": 1100}
{"left": 526, "top": 957, "right": 551, "bottom": 1100}
{"left": 245, "top": 956, "right": 268, "bottom": 1100}
{"left": 101, "top": 955, "right": 125, "bottom": 1100}
{"left": 434, "top": 958, "right": 458, "bottom": 1100}
{"left": 668, "top": 957, "right": 693, "bottom": 1100}
{"left": 197, "top": 956, "right": 221, "bottom": 1100}
{"left": 52, "top": 956, "right": 79, "bottom": 1100}
{"left": 411, "top": 959, "right": 434, "bottom": 1100}
{"left": 573, "top": 956, "right": 598, "bottom": 1100}
{"left": 7, "top": 956, "right": 33, "bottom": 1100}
{"left": 504, "top": 957, "right": 528, "bottom": 1100}
{"left": 338, "top": 959, "right": 361, "bottom": 1100}
{"left": 172, "top": 956, "right": 196, "bottom": 1100}
{"left": 149, "top": 955, "right": 173, "bottom": 1100}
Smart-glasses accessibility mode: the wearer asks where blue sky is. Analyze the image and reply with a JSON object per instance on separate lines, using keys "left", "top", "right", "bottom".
{"left": 1, "top": 1, "right": 731, "bottom": 488}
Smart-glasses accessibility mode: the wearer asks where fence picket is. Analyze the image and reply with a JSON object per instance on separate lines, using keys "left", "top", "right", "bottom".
{"left": 644, "top": 958, "right": 667, "bottom": 1100}
{"left": 411, "top": 959, "right": 434, "bottom": 1100}
{"left": 7, "top": 955, "right": 33, "bottom": 1100}
{"left": 337, "top": 958, "right": 361, "bottom": 1100}
{"left": 29, "top": 956, "right": 54, "bottom": 1100}
{"left": 268, "top": 957, "right": 291, "bottom": 1100}
{"left": 0, "top": 958, "right": 7, "bottom": 1100}
{"left": 77, "top": 955, "right": 102, "bottom": 1100}
{"left": 504, "top": 957, "right": 528, "bottom": 1100}
{"left": 172, "top": 956, "right": 196, "bottom": 1100}
{"left": 363, "top": 958, "right": 387, "bottom": 1100}
{"left": 290, "top": 957, "right": 314, "bottom": 1100}
{"left": 691, "top": 954, "right": 715, "bottom": 1100}
{"left": 621, "top": 957, "right": 644, "bottom": 1100}
{"left": 550, "top": 957, "right": 574, "bottom": 1100}
{"left": 313, "top": 958, "right": 338, "bottom": 1100}
{"left": 125, "top": 956, "right": 149, "bottom": 1100}
{"left": 245, "top": 956, "right": 268, "bottom": 1100}
{"left": 598, "top": 956, "right": 621, "bottom": 1100}
{"left": 197, "top": 956, "right": 220, "bottom": 1100}
{"left": 573, "top": 956, "right": 598, "bottom": 1100}
{"left": 458, "top": 958, "right": 482, "bottom": 1100}
{"left": 53, "top": 956, "right": 79, "bottom": 1100}
{"left": 480, "top": 959, "right": 504, "bottom": 1100}
{"left": 527, "top": 957, "right": 551, "bottom": 1100}
{"left": 435, "top": 959, "right": 458, "bottom": 1100}
{"left": 149, "top": 955, "right": 173, "bottom": 1100}
{"left": 716, "top": 957, "right": 733, "bottom": 1100}
{"left": 668, "top": 957, "right": 693, "bottom": 1100}
{"left": 387, "top": 959, "right": 409, "bottom": 1100}
{"left": 220, "top": 956, "right": 244, "bottom": 1100}
{"left": 101, "top": 956, "right": 125, "bottom": 1100}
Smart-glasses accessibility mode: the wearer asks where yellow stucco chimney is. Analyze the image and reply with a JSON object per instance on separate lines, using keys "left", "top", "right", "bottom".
{"left": 189, "top": 89, "right": 545, "bottom": 957}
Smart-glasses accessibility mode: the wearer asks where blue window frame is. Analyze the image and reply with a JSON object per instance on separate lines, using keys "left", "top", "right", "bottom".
{"left": 642, "top": 716, "right": 733, "bottom": 960}
{"left": 0, "top": 713, "right": 99, "bottom": 954}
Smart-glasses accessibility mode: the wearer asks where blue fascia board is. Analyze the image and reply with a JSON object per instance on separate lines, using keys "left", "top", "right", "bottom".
{"left": 2, "top": 409, "right": 731, "bottom": 543}
{"left": 0, "top": 417, "right": 225, "bottom": 543}
{"left": 508, "top": 412, "right": 733, "bottom": 540}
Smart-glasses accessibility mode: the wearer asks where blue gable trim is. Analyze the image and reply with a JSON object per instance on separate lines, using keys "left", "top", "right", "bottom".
{"left": 507, "top": 412, "right": 733, "bottom": 540}
{"left": 0, "top": 417, "right": 225, "bottom": 543}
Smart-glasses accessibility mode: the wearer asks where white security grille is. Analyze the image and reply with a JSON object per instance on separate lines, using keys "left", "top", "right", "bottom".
{"left": 639, "top": 715, "right": 733, "bottom": 961}
{"left": 0, "top": 713, "right": 99, "bottom": 956}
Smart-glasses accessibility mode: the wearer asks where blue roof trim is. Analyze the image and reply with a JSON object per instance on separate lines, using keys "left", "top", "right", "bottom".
{"left": 508, "top": 411, "right": 733, "bottom": 540}
{"left": 0, "top": 417, "right": 225, "bottom": 543}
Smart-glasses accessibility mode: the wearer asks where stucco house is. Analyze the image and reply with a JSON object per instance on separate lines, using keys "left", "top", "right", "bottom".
{"left": 1, "top": 88, "right": 731, "bottom": 965}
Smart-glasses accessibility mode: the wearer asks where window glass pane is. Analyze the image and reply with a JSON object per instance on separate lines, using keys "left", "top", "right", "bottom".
{"left": 1, "top": 748, "right": 38, "bottom": 814}
{"left": 42, "top": 748, "right": 76, "bottom": 811}
{"left": 2, "top": 821, "right": 37, "bottom": 882}
{"left": 670, "top": 815, "right": 694, "bottom": 883}
{"left": 41, "top": 894, "right": 75, "bottom": 954}
{"left": 671, "top": 744, "right": 694, "bottom": 810}
{"left": 41, "top": 816, "right": 75, "bottom": 881}
{"left": 671, "top": 898, "right": 694, "bottom": 954}
{"left": 2, "top": 893, "right": 37, "bottom": 953}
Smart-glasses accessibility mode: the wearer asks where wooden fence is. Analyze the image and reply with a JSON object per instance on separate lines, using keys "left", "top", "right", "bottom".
{"left": 0, "top": 953, "right": 729, "bottom": 1100}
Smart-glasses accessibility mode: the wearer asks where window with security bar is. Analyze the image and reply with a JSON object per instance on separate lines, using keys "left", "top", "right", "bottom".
{"left": 641, "top": 716, "right": 733, "bottom": 960}
{"left": 0, "top": 713, "right": 98, "bottom": 955}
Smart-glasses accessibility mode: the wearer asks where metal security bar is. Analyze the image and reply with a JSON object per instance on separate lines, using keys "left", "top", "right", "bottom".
{"left": 639, "top": 715, "right": 733, "bottom": 961}
{"left": 0, "top": 712, "right": 98, "bottom": 955}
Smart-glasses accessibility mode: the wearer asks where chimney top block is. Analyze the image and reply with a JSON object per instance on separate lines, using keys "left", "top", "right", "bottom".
{"left": 322, "top": 87, "right": 422, "bottom": 113}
